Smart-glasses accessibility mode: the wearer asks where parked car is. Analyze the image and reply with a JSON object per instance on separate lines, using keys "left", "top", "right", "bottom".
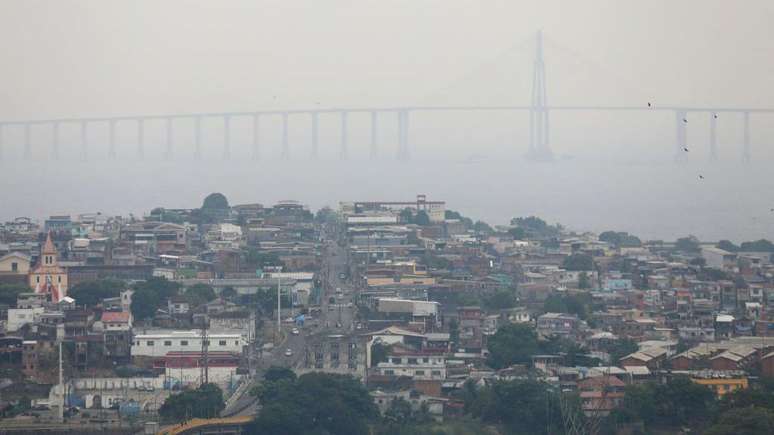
{"left": 284, "top": 348, "right": 293, "bottom": 357}
{"left": 291, "top": 328, "right": 300, "bottom": 335}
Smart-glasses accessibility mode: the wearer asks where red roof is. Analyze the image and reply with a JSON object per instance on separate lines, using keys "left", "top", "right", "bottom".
{"left": 101, "top": 311, "right": 130, "bottom": 323}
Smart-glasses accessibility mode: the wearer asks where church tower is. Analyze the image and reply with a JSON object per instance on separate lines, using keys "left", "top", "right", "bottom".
{"left": 28, "top": 232, "right": 68, "bottom": 302}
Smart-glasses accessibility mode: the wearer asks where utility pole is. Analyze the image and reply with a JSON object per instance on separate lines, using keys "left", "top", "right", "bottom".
{"left": 200, "top": 318, "right": 209, "bottom": 386}
{"left": 277, "top": 277, "right": 282, "bottom": 336}
{"left": 57, "top": 339, "right": 64, "bottom": 422}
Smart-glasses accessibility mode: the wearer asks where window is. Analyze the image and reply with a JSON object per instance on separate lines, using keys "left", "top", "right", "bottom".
{"left": 36, "top": 276, "right": 40, "bottom": 283}
{"left": 407, "top": 358, "right": 418, "bottom": 364}
{"left": 415, "top": 370, "right": 425, "bottom": 376}
{"left": 235, "top": 341, "right": 239, "bottom": 345}
{"left": 164, "top": 341, "right": 172, "bottom": 346}
{"left": 146, "top": 341, "right": 154, "bottom": 346}
{"left": 181, "top": 340, "right": 188, "bottom": 346}
{"left": 11, "top": 262, "right": 17, "bottom": 272}
{"left": 219, "top": 340, "right": 227, "bottom": 346}
{"left": 384, "top": 370, "right": 394, "bottom": 375}
{"left": 391, "top": 358, "right": 402, "bottom": 364}
{"left": 422, "top": 358, "right": 429, "bottom": 363}
{"left": 58, "top": 276, "right": 61, "bottom": 283}
{"left": 431, "top": 370, "right": 442, "bottom": 376}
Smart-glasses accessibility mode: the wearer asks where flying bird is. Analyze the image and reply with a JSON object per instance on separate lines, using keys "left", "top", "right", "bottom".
{"left": 683, "top": 147, "right": 689, "bottom": 152}
{"left": 683, "top": 118, "right": 688, "bottom": 123}
{"left": 714, "top": 114, "right": 719, "bottom": 119}
{"left": 698, "top": 175, "right": 705, "bottom": 180}
{"left": 647, "top": 102, "right": 652, "bottom": 107}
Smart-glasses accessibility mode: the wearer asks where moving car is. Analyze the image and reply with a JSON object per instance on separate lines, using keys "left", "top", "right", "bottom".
{"left": 291, "top": 327, "right": 300, "bottom": 335}
{"left": 284, "top": 348, "right": 293, "bottom": 357}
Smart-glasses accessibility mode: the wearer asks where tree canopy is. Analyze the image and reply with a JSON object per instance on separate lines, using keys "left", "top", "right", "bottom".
{"left": 543, "top": 292, "right": 592, "bottom": 319}
{"left": 250, "top": 372, "right": 378, "bottom": 435}
{"left": 615, "top": 377, "right": 715, "bottom": 429}
{"left": 202, "top": 192, "right": 229, "bottom": 210}
{"left": 562, "top": 253, "right": 594, "bottom": 271}
{"left": 473, "top": 220, "right": 494, "bottom": 235}
{"left": 131, "top": 277, "right": 181, "bottom": 321}
{"left": 717, "top": 239, "right": 740, "bottom": 252}
{"left": 0, "top": 283, "right": 31, "bottom": 307}
{"left": 414, "top": 210, "right": 431, "bottom": 226}
{"left": 184, "top": 283, "right": 216, "bottom": 307}
{"left": 599, "top": 231, "right": 642, "bottom": 247}
{"left": 676, "top": 235, "right": 701, "bottom": 253}
{"left": 68, "top": 279, "right": 125, "bottom": 306}
{"left": 510, "top": 216, "right": 561, "bottom": 238}
{"left": 159, "top": 383, "right": 224, "bottom": 423}
{"left": 486, "top": 323, "right": 540, "bottom": 369}
{"left": 739, "top": 239, "right": 774, "bottom": 252}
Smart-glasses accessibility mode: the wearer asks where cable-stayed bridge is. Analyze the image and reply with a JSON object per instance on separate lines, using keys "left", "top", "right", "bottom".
{"left": 1, "top": 31, "right": 772, "bottom": 162}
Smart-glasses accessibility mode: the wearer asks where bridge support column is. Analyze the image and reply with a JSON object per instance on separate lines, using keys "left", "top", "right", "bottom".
{"left": 52, "top": 122, "right": 60, "bottom": 160}
{"left": 674, "top": 110, "right": 687, "bottom": 162}
{"left": 251, "top": 114, "right": 260, "bottom": 160}
{"left": 370, "top": 111, "right": 378, "bottom": 159}
{"left": 340, "top": 111, "right": 348, "bottom": 160}
{"left": 164, "top": 118, "right": 174, "bottom": 160}
{"left": 23, "top": 124, "right": 31, "bottom": 160}
{"left": 527, "top": 30, "right": 553, "bottom": 161}
{"left": 193, "top": 116, "right": 202, "bottom": 160}
{"left": 743, "top": 111, "right": 750, "bottom": 163}
{"left": 709, "top": 112, "right": 717, "bottom": 161}
{"left": 137, "top": 119, "right": 145, "bottom": 159}
{"left": 108, "top": 120, "right": 117, "bottom": 159}
{"left": 223, "top": 115, "right": 231, "bottom": 160}
{"left": 397, "top": 110, "right": 410, "bottom": 161}
{"left": 281, "top": 113, "right": 289, "bottom": 160}
{"left": 80, "top": 121, "right": 88, "bottom": 161}
{"left": 311, "top": 112, "right": 318, "bottom": 159}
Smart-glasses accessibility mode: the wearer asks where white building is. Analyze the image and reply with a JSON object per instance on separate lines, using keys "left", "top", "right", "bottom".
{"left": 375, "top": 346, "right": 446, "bottom": 380}
{"left": 7, "top": 307, "right": 44, "bottom": 332}
{"left": 131, "top": 330, "right": 245, "bottom": 358}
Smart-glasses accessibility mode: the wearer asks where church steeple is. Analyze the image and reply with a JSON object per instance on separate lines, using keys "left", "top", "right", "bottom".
{"left": 41, "top": 232, "right": 58, "bottom": 266}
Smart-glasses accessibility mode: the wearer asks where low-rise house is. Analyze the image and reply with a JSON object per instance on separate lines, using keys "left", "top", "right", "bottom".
{"left": 374, "top": 345, "right": 446, "bottom": 380}
{"left": 536, "top": 312, "right": 582, "bottom": 338}
{"left": 131, "top": 330, "right": 245, "bottom": 358}
{"left": 619, "top": 347, "right": 668, "bottom": 370}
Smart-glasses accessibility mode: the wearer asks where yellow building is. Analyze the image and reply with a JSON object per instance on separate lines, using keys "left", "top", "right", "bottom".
{"left": 28, "top": 232, "right": 68, "bottom": 302}
{"left": 692, "top": 375, "right": 748, "bottom": 397}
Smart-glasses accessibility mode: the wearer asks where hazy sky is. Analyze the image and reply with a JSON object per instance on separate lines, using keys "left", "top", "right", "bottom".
{"left": 1, "top": 1, "right": 773, "bottom": 241}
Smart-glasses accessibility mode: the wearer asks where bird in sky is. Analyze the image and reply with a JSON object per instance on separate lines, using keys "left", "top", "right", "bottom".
{"left": 683, "top": 147, "right": 689, "bottom": 152}
{"left": 648, "top": 102, "right": 652, "bottom": 107}
{"left": 699, "top": 175, "right": 705, "bottom": 180}
{"left": 683, "top": 118, "right": 688, "bottom": 123}
{"left": 714, "top": 114, "right": 719, "bottom": 119}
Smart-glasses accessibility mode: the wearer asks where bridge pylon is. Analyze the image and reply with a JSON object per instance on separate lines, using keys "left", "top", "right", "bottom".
{"left": 526, "top": 30, "right": 553, "bottom": 161}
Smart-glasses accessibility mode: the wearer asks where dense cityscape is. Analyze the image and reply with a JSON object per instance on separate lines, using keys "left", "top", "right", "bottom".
{"left": 0, "top": 193, "right": 772, "bottom": 434}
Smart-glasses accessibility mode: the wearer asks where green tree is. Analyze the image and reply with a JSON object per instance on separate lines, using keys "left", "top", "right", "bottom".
{"left": 511, "top": 216, "right": 561, "bottom": 238}
{"left": 131, "top": 277, "right": 181, "bottom": 321}
{"left": 706, "top": 407, "right": 774, "bottom": 435}
{"left": 483, "top": 288, "right": 517, "bottom": 310}
{"left": 508, "top": 227, "right": 526, "bottom": 240}
{"left": 472, "top": 220, "right": 494, "bottom": 235}
{"left": 202, "top": 192, "right": 229, "bottom": 210}
{"left": 264, "top": 366, "right": 297, "bottom": 383}
{"left": 717, "top": 240, "right": 740, "bottom": 252}
{"left": 414, "top": 210, "right": 431, "bottom": 226}
{"left": 370, "top": 342, "right": 392, "bottom": 367}
{"left": 562, "top": 253, "right": 594, "bottom": 271}
{"left": 0, "top": 284, "right": 30, "bottom": 307}
{"left": 578, "top": 271, "right": 591, "bottom": 289}
{"left": 250, "top": 372, "right": 378, "bottom": 435}
{"left": 676, "top": 235, "right": 701, "bottom": 253}
{"left": 486, "top": 323, "right": 540, "bottom": 369}
{"left": 130, "top": 288, "right": 159, "bottom": 321}
{"left": 599, "top": 231, "right": 642, "bottom": 248}
{"left": 617, "top": 377, "right": 714, "bottom": 429}
{"left": 315, "top": 206, "right": 338, "bottom": 224}
{"left": 67, "top": 279, "right": 125, "bottom": 306}
{"left": 399, "top": 208, "right": 414, "bottom": 224}
{"left": 185, "top": 283, "right": 216, "bottom": 307}
{"left": 220, "top": 286, "right": 237, "bottom": 300}
{"left": 465, "top": 379, "right": 561, "bottom": 435}
{"left": 740, "top": 239, "right": 774, "bottom": 252}
{"left": 543, "top": 293, "right": 591, "bottom": 319}
{"left": 158, "top": 383, "right": 225, "bottom": 423}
